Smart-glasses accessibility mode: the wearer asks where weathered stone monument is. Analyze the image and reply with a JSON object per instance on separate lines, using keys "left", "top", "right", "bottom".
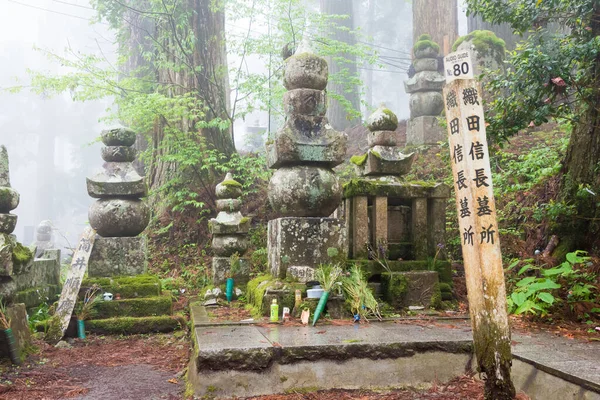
{"left": 345, "top": 108, "right": 451, "bottom": 307}
{"left": 266, "top": 46, "right": 347, "bottom": 282}
{"left": 405, "top": 35, "right": 446, "bottom": 145}
{"left": 32, "top": 220, "right": 55, "bottom": 258}
{"left": 0, "top": 146, "right": 39, "bottom": 361}
{"left": 87, "top": 128, "right": 150, "bottom": 276}
{"left": 80, "top": 129, "right": 178, "bottom": 334}
{"left": 209, "top": 173, "right": 250, "bottom": 285}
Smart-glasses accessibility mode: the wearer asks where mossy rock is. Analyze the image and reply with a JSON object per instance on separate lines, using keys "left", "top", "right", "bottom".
{"left": 90, "top": 295, "right": 173, "bottom": 319}
{"left": 381, "top": 272, "right": 409, "bottom": 308}
{"left": 86, "top": 315, "right": 184, "bottom": 335}
{"left": 81, "top": 275, "right": 161, "bottom": 299}
{"left": 15, "top": 285, "right": 60, "bottom": 309}
{"left": 350, "top": 154, "right": 368, "bottom": 167}
{"left": 452, "top": 30, "right": 506, "bottom": 66}
{"left": 12, "top": 242, "right": 33, "bottom": 270}
{"left": 362, "top": 260, "right": 452, "bottom": 284}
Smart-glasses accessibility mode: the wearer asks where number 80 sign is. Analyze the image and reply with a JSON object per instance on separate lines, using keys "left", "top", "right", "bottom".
{"left": 444, "top": 50, "right": 474, "bottom": 84}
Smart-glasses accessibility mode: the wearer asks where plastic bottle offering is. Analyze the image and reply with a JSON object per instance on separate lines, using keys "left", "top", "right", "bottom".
{"left": 270, "top": 299, "right": 279, "bottom": 322}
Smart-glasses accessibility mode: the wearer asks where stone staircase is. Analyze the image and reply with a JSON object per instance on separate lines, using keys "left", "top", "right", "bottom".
{"left": 80, "top": 275, "right": 183, "bottom": 335}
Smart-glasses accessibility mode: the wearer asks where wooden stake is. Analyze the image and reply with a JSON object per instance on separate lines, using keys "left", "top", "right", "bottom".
{"left": 443, "top": 50, "right": 515, "bottom": 400}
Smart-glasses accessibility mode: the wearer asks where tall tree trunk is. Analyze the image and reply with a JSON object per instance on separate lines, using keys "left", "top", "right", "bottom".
{"left": 363, "top": 0, "right": 375, "bottom": 112}
{"left": 560, "top": 2, "right": 600, "bottom": 245}
{"left": 126, "top": 0, "right": 233, "bottom": 195}
{"left": 320, "top": 0, "right": 361, "bottom": 131}
{"left": 413, "top": 0, "right": 458, "bottom": 55}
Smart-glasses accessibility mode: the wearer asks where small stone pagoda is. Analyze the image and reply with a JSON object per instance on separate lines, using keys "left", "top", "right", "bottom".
{"left": 345, "top": 107, "right": 449, "bottom": 261}
{"left": 209, "top": 173, "right": 250, "bottom": 285}
{"left": 32, "top": 220, "right": 55, "bottom": 258}
{"left": 266, "top": 45, "right": 347, "bottom": 282}
{"left": 87, "top": 128, "right": 150, "bottom": 276}
{"left": 0, "top": 146, "right": 18, "bottom": 237}
{"left": 405, "top": 35, "right": 446, "bottom": 145}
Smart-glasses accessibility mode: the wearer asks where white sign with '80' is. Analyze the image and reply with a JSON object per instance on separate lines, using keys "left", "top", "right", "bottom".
{"left": 444, "top": 50, "right": 474, "bottom": 84}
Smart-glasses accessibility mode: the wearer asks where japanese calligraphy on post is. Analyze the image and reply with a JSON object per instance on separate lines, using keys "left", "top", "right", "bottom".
{"left": 55, "top": 227, "right": 96, "bottom": 337}
{"left": 443, "top": 50, "right": 514, "bottom": 386}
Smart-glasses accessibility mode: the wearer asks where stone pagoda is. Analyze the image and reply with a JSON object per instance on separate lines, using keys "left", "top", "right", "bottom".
{"left": 209, "top": 173, "right": 250, "bottom": 285}
{"left": 32, "top": 220, "right": 55, "bottom": 258}
{"left": 0, "top": 146, "right": 19, "bottom": 237}
{"left": 86, "top": 128, "right": 150, "bottom": 276}
{"left": 405, "top": 35, "right": 446, "bottom": 145}
{"left": 266, "top": 45, "right": 347, "bottom": 282}
{"left": 345, "top": 107, "right": 449, "bottom": 261}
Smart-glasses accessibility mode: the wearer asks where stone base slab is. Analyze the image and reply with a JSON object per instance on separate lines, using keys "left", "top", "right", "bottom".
{"left": 406, "top": 116, "right": 445, "bottom": 146}
{"left": 382, "top": 271, "right": 441, "bottom": 309}
{"left": 212, "top": 257, "right": 250, "bottom": 286}
{"left": 268, "top": 217, "right": 347, "bottom": 279}
{"left": 88, "top": 236, "right": 147, "bottom": 277}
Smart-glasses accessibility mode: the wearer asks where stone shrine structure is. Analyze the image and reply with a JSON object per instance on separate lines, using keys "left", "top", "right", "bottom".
{"left": 209, "top": 173, "right": 250, "bottom": 285}
{"left": 0, "top": 146, "right": 60, "bottom": 362}
{"left": 345, "top": 107, "right": 450, "bottom": 261}
{"left": 32, "top": 220, "right": 55, "bottom": 258}
{"left": 266, "top": 46, "right": 347, "bottom": 282}
{"left": 87, "top": 128, "right": 150, "bottom": 276}
{"left": 405, "top": 35, "right": 446, "bottom": 145}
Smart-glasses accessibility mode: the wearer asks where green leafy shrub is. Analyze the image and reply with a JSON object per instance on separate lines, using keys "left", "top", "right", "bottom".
{"left": 506, "top": 251, "right": 598, "bottom": 319}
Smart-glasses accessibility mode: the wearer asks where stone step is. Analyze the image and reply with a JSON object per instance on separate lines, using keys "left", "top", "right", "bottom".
{"left": 85, "top": 315, "right": 184, "bottom": 335}
{"left": 90, "top": 295, "right": 173, "bottom": 319}
{"left": 80, "top": 275, "right": 162, "bottom": 299}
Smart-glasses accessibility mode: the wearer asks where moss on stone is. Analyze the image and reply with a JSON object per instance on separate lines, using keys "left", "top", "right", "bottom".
{"left": 382, "top": 272, "right": 408, "bottom": 307}
{"left": 452, "top": 30, "right": 506, "bottom": 66}
{"left": 350, "top": 154, "right": 368, "bottom": 167}
{"left": 44, "top": 315, "right": 63, "bottom": 344}
{"left": 417, "top": 34, "right": 432, "bottom": 41}
{"left": 0, "top": 187, "right": 14, "bottom": 211}
{"left": 12, "top": 242, "right": 33, "bottom": 267}
{"left": 246, "top": 274, "right": 273, "bottom": 311}
{"left": 15, "top": 285, "right": 60, "bottom": 308}
{"left": 343, "top": 179, "right": 439, "bottom": 199}
{"left": 413, "top": 39, "right": 440, "bottom": 54}
{"left": 429, "top": 283, "right": 442, "bottom": 309}
{"left": 81, "top": 275, "right": 161, "bottom": 299}
{"left": 220, "top": 180, "right": 242, "bottom": 188}
{"left": 239, "top": 217, "right": 250, "bottom": 225}
{"left": 90, "top": 295, "right": 173, "bottom": 319}
{"left": 362, "top": 260, "right": 452, "bottom": 284}
{"left": 86, "top": 315, "right": 184, "bottom": 334}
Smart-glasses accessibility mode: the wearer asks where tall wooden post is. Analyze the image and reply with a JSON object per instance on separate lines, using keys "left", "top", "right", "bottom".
{"left": 442, "top": 51, "right": 516, "bottom": 400}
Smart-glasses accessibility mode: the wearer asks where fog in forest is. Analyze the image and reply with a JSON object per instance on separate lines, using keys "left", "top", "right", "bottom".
{"left": 0, "top": 0, "right": 467, "bottom": 255}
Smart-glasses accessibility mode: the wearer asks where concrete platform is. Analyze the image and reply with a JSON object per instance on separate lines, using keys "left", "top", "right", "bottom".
{"left": 187, "top": 316, "right": 600, "bottom": 399}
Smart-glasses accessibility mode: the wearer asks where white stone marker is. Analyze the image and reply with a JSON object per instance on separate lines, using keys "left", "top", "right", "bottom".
{"left": 443, "top": 50, "right": 515, "bottom": 397}
{"left": 54, "top": 227, "right": 96, "bottom": 337}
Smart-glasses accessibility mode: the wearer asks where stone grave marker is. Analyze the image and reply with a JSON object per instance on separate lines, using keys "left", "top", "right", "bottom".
{"left": 54, "top": 227, "right": 96, "bottom": 336}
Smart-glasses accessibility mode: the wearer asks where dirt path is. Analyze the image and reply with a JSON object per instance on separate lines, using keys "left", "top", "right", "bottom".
{"left": 0, "top": 334, "right": 189, "bottom": 400}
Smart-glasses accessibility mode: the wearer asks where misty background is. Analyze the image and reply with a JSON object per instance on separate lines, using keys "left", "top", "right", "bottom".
{"left": 0, "top": 0, "right": 468, "bottom": 255}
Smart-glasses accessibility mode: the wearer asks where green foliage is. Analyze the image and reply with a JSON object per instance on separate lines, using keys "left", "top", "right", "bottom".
{"left": 349, "top": 154, "right": 368, "bottom": 166}
{"left": 315, "top": 264, "right": 343, "bottom": 292}
{"left": 341, "top": 265, "right": 381, "bottom": 321}
{"left": 464, "top": 0, "right": 599, "bottom": 141}
{"left": 28, "top": 303, "right": 52, "bottom": 333}
{"left": 506, "top": 251, "right": 598, "bottom": 319}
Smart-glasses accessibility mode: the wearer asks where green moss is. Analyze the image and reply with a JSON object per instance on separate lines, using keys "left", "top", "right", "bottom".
{"left": 220, "top": 180, "right": 242, "bottom": 188}
{"left": 350, "top": 154, "right": 368, "bottom": 167}
{"left": 90, "top": 296, "right": 173, "bottom": 319}
{"left": 452, "top": 30, "right": 506, "bottom": 64}
{"left": 370, "top": 150, "right": 382, "bottom": 159}
{"left": 44, "top": 315, "right": 63, "bottom": 344}
{"left": 246, "top": 274, "right": 273, "bottom": 312}
{"left": 417, "top": 34, "right": 432, "bottom": 41}
{"left": 381, "top": 108, "right": 399, "bottom": 124}
{"left": 0, "top": 188, "right": 14, "bottom": 210}
{"left": 342, "top": 179, "right": 439, "bottom": 199}
{"left": 15, "top": 285, "right": 60, "bottom": 308}
{"left": 86, "top": 315, "right": 183, "bottom": 334}
{"left": 12, "top": 242, "right": 33, "bottom": 267}
{"left": 239, "top": 217, "right": 250, "bottom": 225}
{"left": 413, "top": 39, "right": 440, "bottom": 54}
{"left": 430, "top": 283, "right": 442, "bottom": 309}
{"left": 382, "top": 272, "right": 408, "bottom": 308}
{"left": 81, "top": 275, "right": 161, "bottom": 299}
